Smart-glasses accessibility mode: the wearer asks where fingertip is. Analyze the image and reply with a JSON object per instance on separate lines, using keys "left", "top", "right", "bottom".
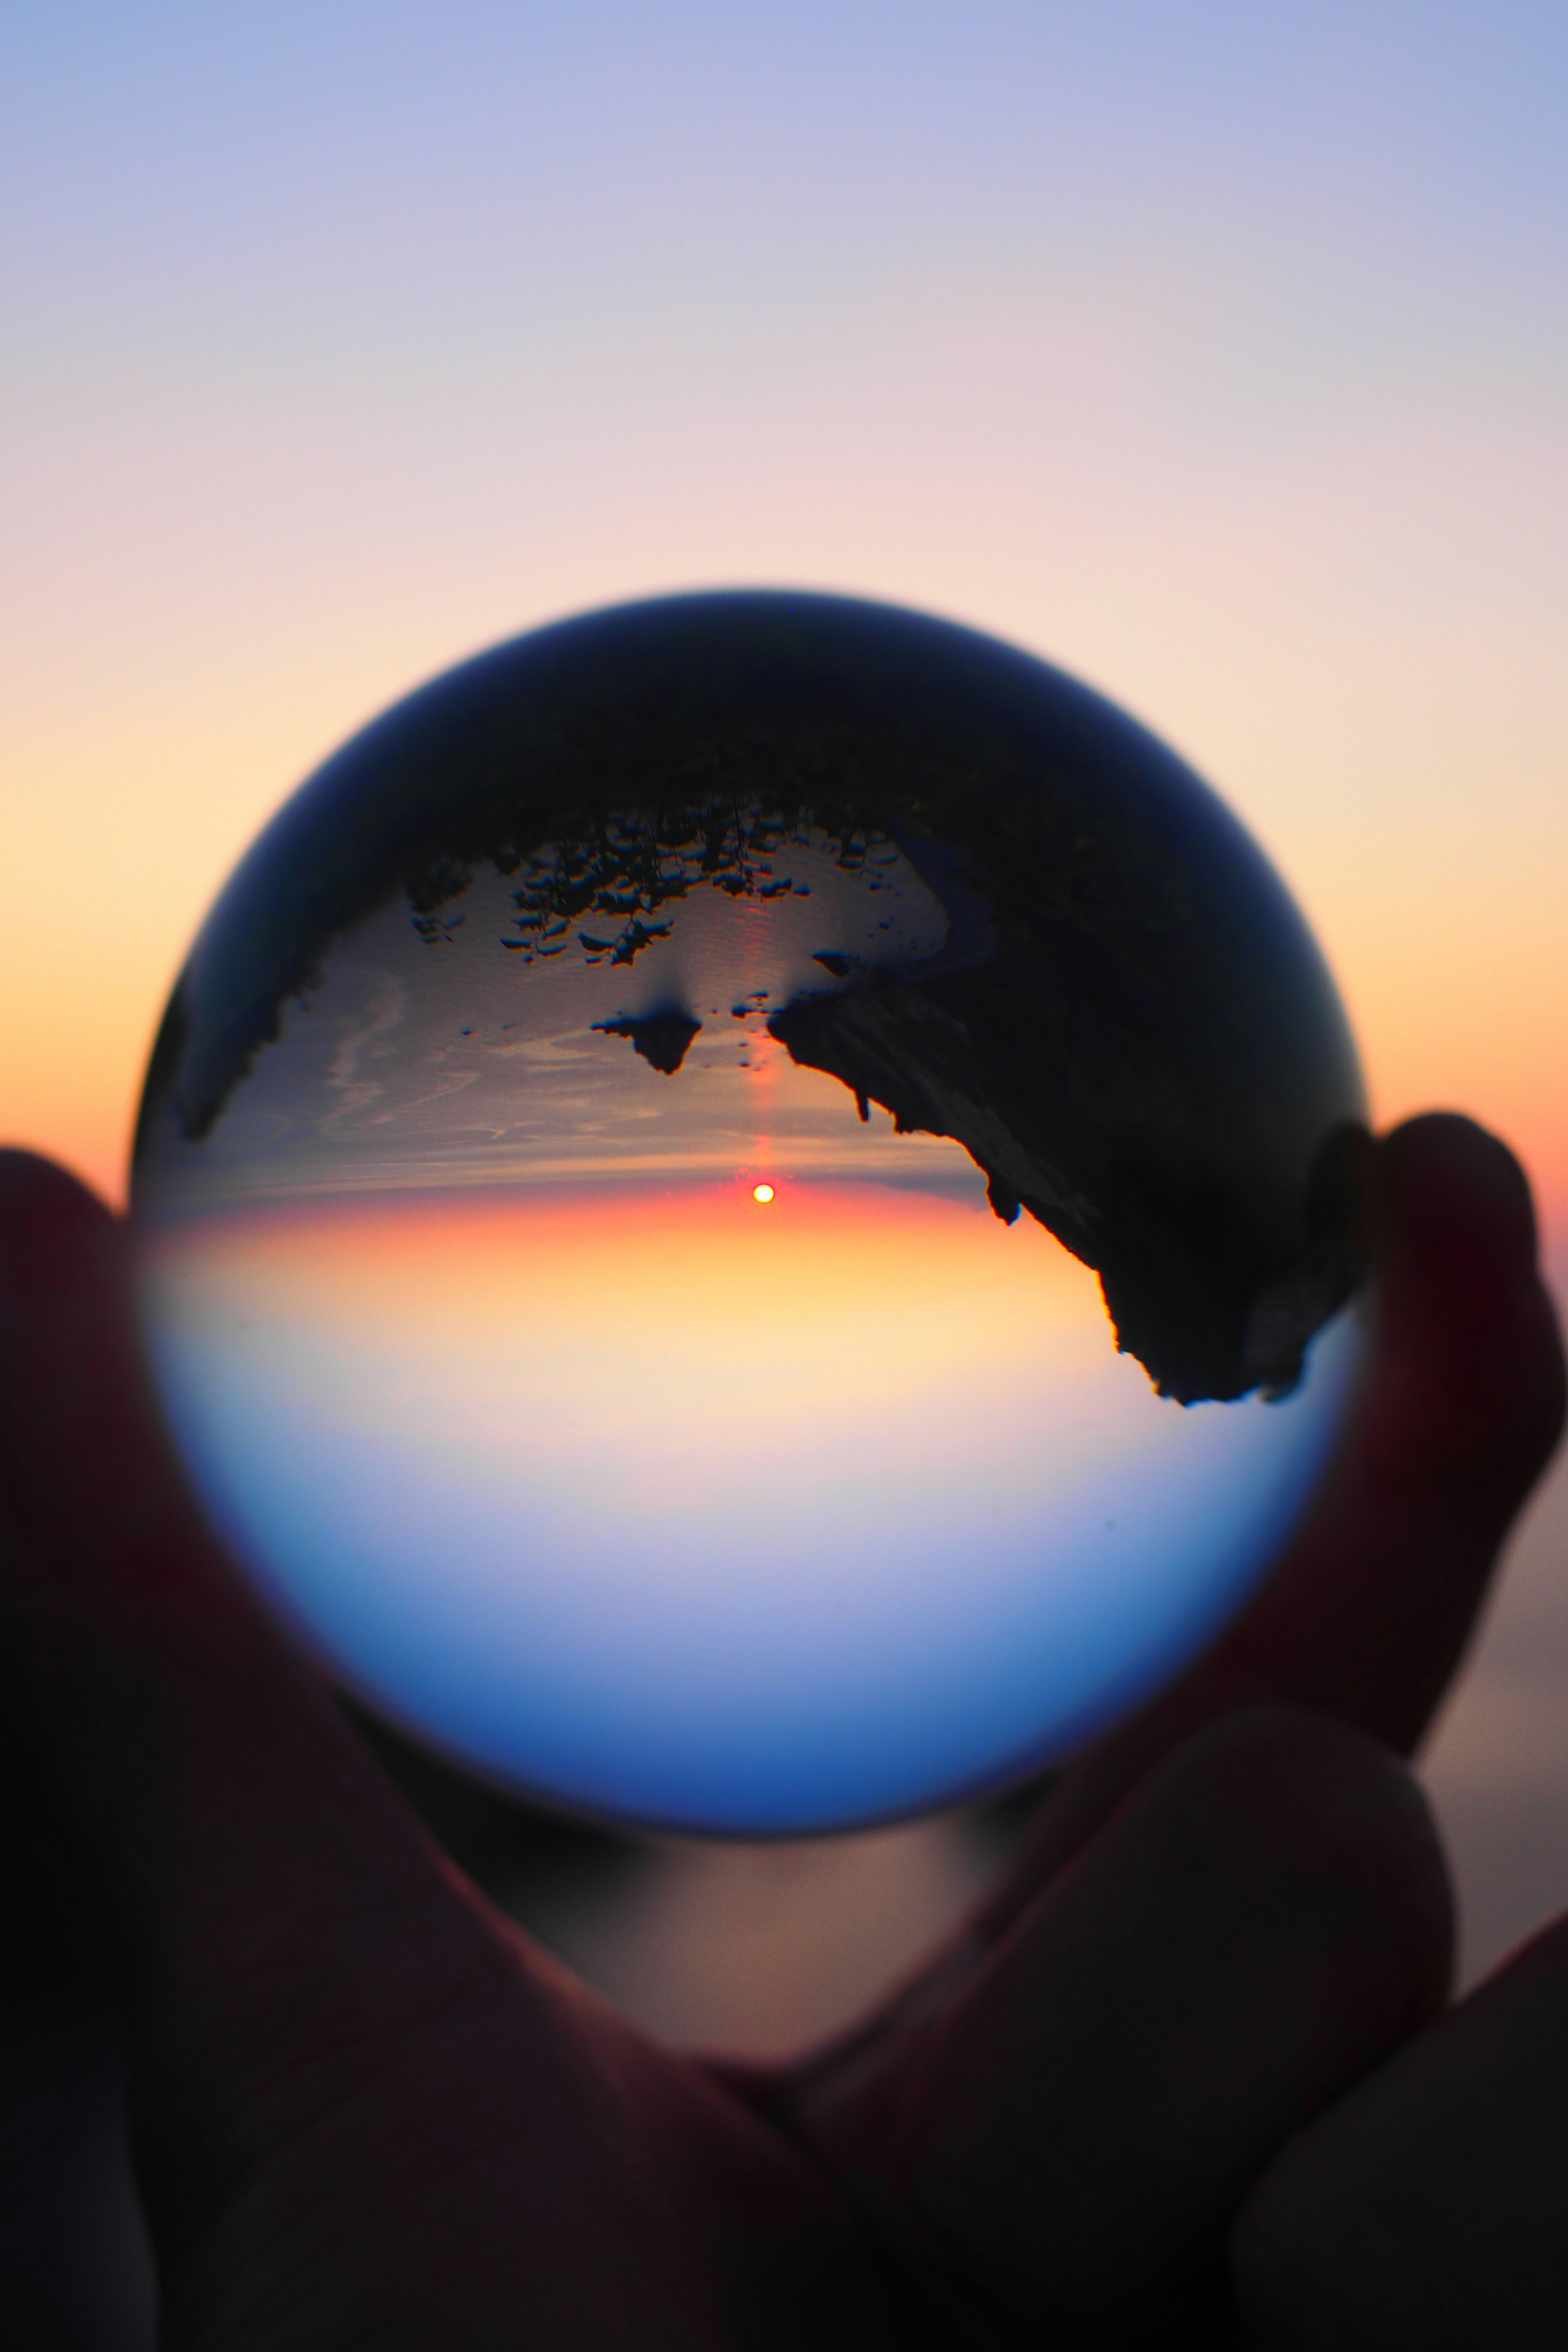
{"left": 1150, "top": 1704, "right": 1454, "bottom": 2005}
{"left": 1233, "top": 1917, "right": 1568, "bottom": 2352}
{"left": 1379, "top": 1110, "right": 1533, "bottom": 1203}
{"left": 0, "top": 1152, "right": 124, "bottom": 1392}
{"left": 1375, "top": 1113, "right": 1545, "bottom": 1290}
{"left": 0, "top": 1145, "right": 114, "bottom": 1237}
{"left": 1056, "top": 1704, "right": 1456, "bottom": 2036}
{"left": 1363, "top": 1115, "right": 1565, "bottom": 1489}
{"left": 892, "top": 1706, "right": 1453, "bottom": 2338}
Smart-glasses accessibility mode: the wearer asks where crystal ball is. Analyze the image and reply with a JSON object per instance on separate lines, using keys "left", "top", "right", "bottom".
{"left": 133, "top": 592, "right": 1367, "bottom": 1835}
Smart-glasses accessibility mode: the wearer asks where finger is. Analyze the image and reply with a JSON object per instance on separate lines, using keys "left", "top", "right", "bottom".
{"left": 975, "top": 1112, "right": 1565, "bottom": 1939}
{"left": 1234, "top": 1915, "right": 1568, "bottom": 2349}
{"left": 0, "top": 1154, "right": 886, "bottom": 2346}
{"left": 766, "top": 1113, "right": 1559, "bottom": 2115}
{"left": 0, "top": 1150, "right": 624, "bottom": 2204}
{"left": 0, "top": 1150, "right": 457, "bottom": 1951}
{"left": 805, "top": 1706, "right": 1451, "bottom": 2343}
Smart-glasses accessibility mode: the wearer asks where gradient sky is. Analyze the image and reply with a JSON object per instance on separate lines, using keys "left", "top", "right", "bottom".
{"left": 5, "top": 2, "right": 1564, "bottom": 1210}
{"left": 4, "top": 0, "right": 1566, "bottom": 1953}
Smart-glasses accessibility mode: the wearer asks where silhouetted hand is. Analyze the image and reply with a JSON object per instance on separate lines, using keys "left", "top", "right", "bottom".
{"left": 0, "top": 1115, "right": 1561, "bottom": 2349}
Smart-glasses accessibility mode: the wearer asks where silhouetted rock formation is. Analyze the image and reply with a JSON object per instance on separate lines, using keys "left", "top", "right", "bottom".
{"left": 592, "top": 1008, "right": 702, "bottom": 1075}
{"left": 768, "top": 969, "right": 1364, "bottom": 1404}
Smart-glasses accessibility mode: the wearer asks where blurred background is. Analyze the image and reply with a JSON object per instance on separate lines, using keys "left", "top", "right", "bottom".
{"left": 3, "top": 2, "right": 1566, "bottom": 2339}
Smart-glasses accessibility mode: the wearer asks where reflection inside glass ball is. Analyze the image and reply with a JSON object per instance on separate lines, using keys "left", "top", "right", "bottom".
{"left": 133, "top": 591, "right": 1367, "bottom": 1834}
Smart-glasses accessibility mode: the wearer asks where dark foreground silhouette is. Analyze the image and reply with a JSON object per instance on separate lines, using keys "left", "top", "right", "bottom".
{"left": 3, "top": 1114, "right": 1565, "bottom": 2346}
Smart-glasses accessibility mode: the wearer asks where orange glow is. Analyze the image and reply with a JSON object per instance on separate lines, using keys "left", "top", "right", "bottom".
{"left": 136, "top": 1181, "right": 1140, "bottom": 1559}
{"left": 140, "top": 1182, "right": 1111, "bottom": 1407}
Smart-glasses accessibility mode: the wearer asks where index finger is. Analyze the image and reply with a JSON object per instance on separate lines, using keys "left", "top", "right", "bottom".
{"left": 975, "top": 1111, "right": 1566, "bottom": 1936}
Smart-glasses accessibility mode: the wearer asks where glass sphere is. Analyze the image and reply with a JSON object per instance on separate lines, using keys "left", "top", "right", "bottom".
{"left": 133, "top": 592, "right": 1367, "bottom": 1835}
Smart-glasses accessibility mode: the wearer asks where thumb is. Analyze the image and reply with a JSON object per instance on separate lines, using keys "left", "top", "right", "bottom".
{"left": 0, "top": 1149, "right": 457, "bottom": 1965}
{"left": 0, "top": 1150, "right": 903, "bottom": 2352}
{"left": 0, "top": 1153, "right": 608, "bottom": 2299}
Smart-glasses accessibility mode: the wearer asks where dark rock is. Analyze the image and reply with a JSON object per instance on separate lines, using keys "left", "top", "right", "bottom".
{"left": 592, "top": 1008, "right": 703, "bottom": 1075}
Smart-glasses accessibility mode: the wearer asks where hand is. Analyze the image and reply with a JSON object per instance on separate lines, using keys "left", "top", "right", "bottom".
{"left": 0, "top": 1115, "right": 1560, "bottom": 2349}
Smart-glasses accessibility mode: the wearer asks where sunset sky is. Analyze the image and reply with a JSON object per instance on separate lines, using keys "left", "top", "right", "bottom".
{"left": 4, "top": 0, "right": 1566, "bottom": 1974}
{"left": 139, "top": 1178, "right": 1356, "bottom": 1830}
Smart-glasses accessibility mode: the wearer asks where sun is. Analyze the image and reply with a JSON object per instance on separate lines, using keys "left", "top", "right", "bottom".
{"left": 752, "top": 1183, "right": 775, "bottom": 1204}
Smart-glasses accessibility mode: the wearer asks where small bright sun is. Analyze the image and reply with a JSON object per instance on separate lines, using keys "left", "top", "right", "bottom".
{"left": 752, "top": 1183, "right": 775, "bottom": 1203}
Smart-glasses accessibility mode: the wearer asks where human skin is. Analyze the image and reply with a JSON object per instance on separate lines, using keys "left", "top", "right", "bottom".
{"left": 0, "top": 1113, "right": 1561, "bottom": 2349}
